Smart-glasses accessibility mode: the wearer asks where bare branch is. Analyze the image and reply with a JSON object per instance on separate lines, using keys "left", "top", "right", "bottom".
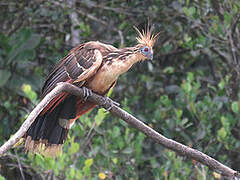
{"left": 15, "top": 150, "right": 26, "bottom": 180}
{"left": 51, "top": 1, "right": 125, "bottom": 46}
{"left": 0, "top": 83, "right": 69, "bottom": 156}
{"left": 0, "top": 82, "right": 239, "bottom": 179}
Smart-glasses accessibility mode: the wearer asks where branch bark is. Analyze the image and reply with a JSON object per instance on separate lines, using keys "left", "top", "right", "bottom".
{"left": 0, "top": 82, "right": 239, "bottom": 179}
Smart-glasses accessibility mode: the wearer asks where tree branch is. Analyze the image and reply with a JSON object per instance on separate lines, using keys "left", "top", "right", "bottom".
{"left": 0, "top": 82, "right": 239, "bottom": 179}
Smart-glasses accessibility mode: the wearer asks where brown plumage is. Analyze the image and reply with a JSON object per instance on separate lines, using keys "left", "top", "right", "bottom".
{"left": 24, "top": 26, "right": 159, "bottom": 156}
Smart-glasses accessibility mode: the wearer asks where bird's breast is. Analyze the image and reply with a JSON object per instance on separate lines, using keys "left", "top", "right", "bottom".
{"left": 86, "top": 58, "right": 134, "bottom": 94}
{"left": 86, "top": 63, "right": 120, "bottom": 94}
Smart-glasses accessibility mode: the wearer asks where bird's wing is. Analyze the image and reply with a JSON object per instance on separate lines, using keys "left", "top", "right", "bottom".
{"left": 41, "top": 43, "right": 103, "bottom": 98}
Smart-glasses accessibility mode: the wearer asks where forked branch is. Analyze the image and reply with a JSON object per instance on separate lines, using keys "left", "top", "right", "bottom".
{"left": 0, "top": 82, "right": 239, "bottom": 179}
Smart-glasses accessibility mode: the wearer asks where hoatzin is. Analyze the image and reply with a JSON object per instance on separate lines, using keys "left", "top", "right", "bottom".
{"left": 24, "top": 26, "right": 159, "bottom": 156}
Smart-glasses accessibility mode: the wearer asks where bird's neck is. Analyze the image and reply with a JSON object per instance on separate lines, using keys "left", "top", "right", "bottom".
{"left": 107, "top": 47, "right": 142, "bottom": 72}
{"left": 106, "top": 46, "right": 142, "bottom": 62}
{"left": 122, "top": 46, "right": 146, "bottom": 62}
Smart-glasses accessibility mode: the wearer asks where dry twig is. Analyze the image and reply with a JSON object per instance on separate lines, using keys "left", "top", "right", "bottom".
{"left": 0, "top": 82, "right": 239, "bottom": 179}
{"left": 15, "top": 150, "right": 26, "bottom": 180}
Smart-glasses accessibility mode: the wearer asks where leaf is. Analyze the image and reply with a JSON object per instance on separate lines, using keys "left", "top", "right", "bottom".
{"left": 181, "top": 118, "right": 189, "bottom": 127}
{"left": 70, "top": 167, "right": 75, "bottom": 179}
{"left": 82, "top": 166, "right": 91, "bottom": 177}
{"left": 183, "top": 34, "right": 192, "bottom": 43}
{"left": 0, "top": 175, "right": 6, "bottom": 180}
{"left": 45, "top": 157, "right": 56, "bottom": 170}
{"left": 182, "top": 82, "right": 192, "bottom": 93}
{"left": 95, "top": 108, "right": 107, "bottom": 126}
{"left": 35, "top": 153, "right": 44, "bottom": 166}
{"left": 21, "top": 84, "right": 37, "bottom": 102}
{"left": 7, "top": 29, "right": 40, "bottom": 63}
{"left": 188, "top": 7, "right": 196, "bottom": 16}
{"left": 217, "top": 127, "right": 227, "bottom": 140}
{"left": 196, "top": 126, "right": 206, "bottom": 140}
{"left": 187, "top": 72, "right": 194, "bottom": 82}
{"left": 0, "top": 70, "right": 11, "bottom": 87}
{"left": 163, "top": 66, "right": 174, "bottom": 74}
{"left": 118, "top": 138, "right": 124, "bottom": 150}
{"left": 0, "top": 33, "right": 10, "bottom": 52}
{"left": 231, "top": 101, "right": 239, "bottom": 113}
{"left": 112, "top": 158, "right": 118, "bottom": 164}
{"left": 218, "top": 79, "right": 225, "bottom": 90}
{"left": 25, "top": 33, "right": 41, "bottom": 49}
{"left": 223, "top": 12, "right": 231, "bottom": 27}
{"left": 112, "top": 126, "right": 121, "bottom": 138}
{"left": 183, "top": 7, "right": 195, "bottom": 17}
{"left": 234, "top": 4, "right": 239, "bottom": 14}
{"left": 175, "top": 109, "right": 183, "bottom": 119}
{"left": 76, "top": 170, "right": 83, "bottom": 179}
{"left": 182, "top": 7, "right": 189, "bottom": 16}
{"left": 13, "top": 138, "right": 24, "bottom": 148}
{"left": 68, "top": 142, "right": 80, "bottom": 155}
{"left": 122, "top": 147, "right": 133, "bottom": 154}
{"left": 160, "top": 95, "right": 171, "bottom": 107}
{"left": 15, "top": 49, "right": 35, "bottom": 62}
{"left": 7, "top": 29, "right": 32, "bottom": 63}
{"left": 9, "top": 28, "right": 32, "bottom": 47}
{"left": 84, "top": 158, "right": 93, "bottom": 167}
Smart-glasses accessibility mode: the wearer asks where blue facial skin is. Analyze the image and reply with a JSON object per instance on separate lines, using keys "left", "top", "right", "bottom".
{"left": 141, "top": 46, "right": 153, "bottom": 60}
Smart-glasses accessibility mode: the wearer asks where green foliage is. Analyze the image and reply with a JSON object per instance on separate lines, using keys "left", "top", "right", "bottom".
{"left": 0, "top": 175, "right": 5, "bottom": 180}
{"left": 95, "top": 108, "right": 108, "bottom": 126}
{"left": 21, "top": 84, "right": 38, "bottom": 103}
{"left": 7, "top": 28, "right": 40, "bottom": 63}
{"left": 0, "top": 70, "right": 11, "bottom": 87}
{"left": 1, "top": 0, "right": 240, "bottom": 179}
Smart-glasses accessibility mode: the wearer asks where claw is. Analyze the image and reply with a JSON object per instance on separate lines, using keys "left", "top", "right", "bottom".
{"left": 104, "top": 96, "right": 120, "bottom": 111}
{"left": 82, "top": 87, "right": 92, "bottom": 101}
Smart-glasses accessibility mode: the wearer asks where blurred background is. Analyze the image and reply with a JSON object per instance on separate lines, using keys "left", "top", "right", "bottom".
{"left": 0, "top": 0, "right": 240, "bottom": 179}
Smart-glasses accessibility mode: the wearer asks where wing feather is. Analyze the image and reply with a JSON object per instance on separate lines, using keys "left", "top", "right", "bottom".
{"left": 73, "top": 49, "right": 102, "bottom": 83}
{"left": 41, "top": 43, "right": 103, "bottom": 98}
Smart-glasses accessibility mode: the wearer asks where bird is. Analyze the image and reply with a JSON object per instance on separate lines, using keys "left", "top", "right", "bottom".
{"left": 24, "top": 25, "right": 159, "bottom": 156}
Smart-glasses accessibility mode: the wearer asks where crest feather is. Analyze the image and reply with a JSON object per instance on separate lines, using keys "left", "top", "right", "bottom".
{"left": 134, "top": 24, "right": 160, "bottom": 47}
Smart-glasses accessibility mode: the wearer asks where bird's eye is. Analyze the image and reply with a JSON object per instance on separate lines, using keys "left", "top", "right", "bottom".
{"left": 144, "top": 47, "right": 149, "bottom": 52}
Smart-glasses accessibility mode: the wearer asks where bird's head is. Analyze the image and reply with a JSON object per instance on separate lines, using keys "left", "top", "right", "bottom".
{"left": 134, "top": 25, "right": 160, "bottom": 61}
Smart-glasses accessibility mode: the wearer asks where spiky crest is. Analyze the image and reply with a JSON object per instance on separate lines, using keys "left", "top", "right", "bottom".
{"left": 134, "top": 24, "right": 160, "bottom": 48}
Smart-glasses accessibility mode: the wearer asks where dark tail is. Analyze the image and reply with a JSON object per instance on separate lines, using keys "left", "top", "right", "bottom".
{"left": 25, "top": 95, "right": 78, "bottom": 156}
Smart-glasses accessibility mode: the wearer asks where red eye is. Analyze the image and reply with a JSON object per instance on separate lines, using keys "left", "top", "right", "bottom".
{"left": 144, "top": 47, "right": 149, "bottom": 52}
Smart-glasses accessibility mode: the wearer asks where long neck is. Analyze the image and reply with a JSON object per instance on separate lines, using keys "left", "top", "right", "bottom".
{"left": 101, "top": 46, "right": 143, "bottom": 77}
{"left": 104, "top": 46, "right": 142, "bottom": 62}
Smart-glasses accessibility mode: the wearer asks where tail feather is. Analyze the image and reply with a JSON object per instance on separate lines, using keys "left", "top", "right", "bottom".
{"left": 25, "top": 95, "right": 78, "bottom": 155}
{"left": 40, "top": 92, "right": 68, "bottom": 115}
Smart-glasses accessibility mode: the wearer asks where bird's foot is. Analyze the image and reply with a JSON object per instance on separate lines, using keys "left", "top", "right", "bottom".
{"left": 104, "top": 96, "right": 120, "bottom": 111}
{"left": 82, "top": 87, "right": 93, "bottom": 101}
